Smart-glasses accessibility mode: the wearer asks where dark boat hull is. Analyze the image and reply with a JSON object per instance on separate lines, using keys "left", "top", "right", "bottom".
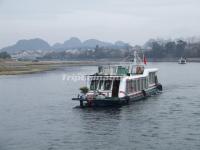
{"left": 72, "top": 84, "right": 162, "bottom": 107}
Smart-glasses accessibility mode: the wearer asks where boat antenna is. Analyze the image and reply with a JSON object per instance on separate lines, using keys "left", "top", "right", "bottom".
{"left": 134, "top": 50, "right": 142, "bottom": 65}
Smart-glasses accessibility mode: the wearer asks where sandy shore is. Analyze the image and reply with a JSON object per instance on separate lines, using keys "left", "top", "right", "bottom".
{"left": 0, "top": 60, "right": 100, "bottom": 75}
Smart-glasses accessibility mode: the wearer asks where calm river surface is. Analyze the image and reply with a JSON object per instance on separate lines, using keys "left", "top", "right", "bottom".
{"left": 0, "top": 63, "right": 200, "bottom": 150}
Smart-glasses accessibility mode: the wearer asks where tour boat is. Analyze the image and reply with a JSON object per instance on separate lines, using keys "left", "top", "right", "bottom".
{"left": 178, "top": 57, "right": 187, "bottom": 64}
{"left": 72, "top": 51, "right": 162, "bottom": 107}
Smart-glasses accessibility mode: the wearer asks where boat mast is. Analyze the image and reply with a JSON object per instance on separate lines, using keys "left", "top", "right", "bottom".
{"left": 134, "top": 50, "right": 142, "bottom": 66}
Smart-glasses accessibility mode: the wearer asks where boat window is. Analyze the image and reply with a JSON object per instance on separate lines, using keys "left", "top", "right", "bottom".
{"left": 138, "top": 79, "right": 141, "bottom": 91}
{"left": 149, "top": 72, "right": 156, "bottom": 84}
{"left": 126, "top": 80, "right": 128, "bottom": 93}
{"left": 98, "top": 80, "right": 104, "bottom": 90}
{"left": 141, "top": 79, "right": 143, "bottom": 90}
{"left": 142, "top": 78, "right": 146, "bottom": 90}
{"left": 104, "top": 80, "right": 112, "bottom": 90}
{"left": 135, "top": 79, "right": 138, "bottom": 91}
{"left": 144, "top": 78, "right": 147, "bottom": 89}
{"left": 130, "top": 80, "right": 134, "bottom": 93}
{"left": 90, "top": 80, "right": 99, "bottom": 90}
{"left": 126, "top": 79, "right": 133, "bottom": 94}
{"left": 133, "top": 80, "right": 136, "bottom": 92}
{"left": 149, "top": 73, "right": 152, "bottom": 84}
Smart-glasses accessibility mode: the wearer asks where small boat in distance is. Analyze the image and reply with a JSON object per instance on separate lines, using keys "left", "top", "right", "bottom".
{"left": 178, "top": 57, "right": 187, "bottom": 64}
{"left": 72, "top": 51, "right": 162, "bottom": 107}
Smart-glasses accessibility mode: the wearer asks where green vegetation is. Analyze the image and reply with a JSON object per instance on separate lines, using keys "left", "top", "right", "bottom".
{"left": 144, "top": 39, "right": 200, "bottom": 58}
{"left": 0, "top": 51, "right": 11, "bottom": 59}
{"left": 42, "top": 39, "right": 200, "bottom": 60}
{"left": 42, "top": 45, "right": 130, "bottom": 60}
{"left": 79, "top": 86, "right": 89, "bottom": 94}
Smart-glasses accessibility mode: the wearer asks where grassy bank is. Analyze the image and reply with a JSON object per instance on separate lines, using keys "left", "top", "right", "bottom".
{"left": 0, "top": 60, "right": 98, "bottom": 75}
{"left": 1, "top": 58, "right": 199, "bottom": 75}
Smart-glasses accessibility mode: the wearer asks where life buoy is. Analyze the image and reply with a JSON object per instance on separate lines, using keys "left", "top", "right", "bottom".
{"left": 136, "top": 66, "right": 144, "bottom": 74}
{"left": 136, "top": 66, "right": 141, "bottom": 74}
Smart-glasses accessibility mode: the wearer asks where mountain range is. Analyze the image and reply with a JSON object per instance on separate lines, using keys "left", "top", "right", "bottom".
{"left": 0, "top": 37, "right": 130, "bottom": 53}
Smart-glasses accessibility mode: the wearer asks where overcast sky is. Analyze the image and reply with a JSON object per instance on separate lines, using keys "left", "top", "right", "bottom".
{"left": 0, "top": 0, "right": 200, "bottom": 48}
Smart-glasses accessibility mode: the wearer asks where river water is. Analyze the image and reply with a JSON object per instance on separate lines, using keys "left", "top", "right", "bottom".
{"left": 0, "top": 63, "right": 200, "bottom": 150}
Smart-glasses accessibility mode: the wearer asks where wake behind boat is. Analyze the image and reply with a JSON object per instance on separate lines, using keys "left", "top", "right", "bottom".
{"left": 72, "top": 51, "right": 162, "bottom": 107}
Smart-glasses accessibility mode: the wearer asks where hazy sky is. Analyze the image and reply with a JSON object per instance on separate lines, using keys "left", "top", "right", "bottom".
{"left": 0, "top": 0, "right": 200, "bottom": 48}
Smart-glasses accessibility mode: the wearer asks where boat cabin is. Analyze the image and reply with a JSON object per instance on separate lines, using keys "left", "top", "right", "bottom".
{"left": 86, "top": 65, "right": 158, "bottom": 98}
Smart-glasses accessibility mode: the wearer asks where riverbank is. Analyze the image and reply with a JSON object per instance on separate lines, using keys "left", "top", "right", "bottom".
{"left": 1, "top": 58, "right": 200, "bottom": 75}
{"left": 0, "top": 60, "right": 101, "bottom": 75}
{"left": 146, "top": 57, "right": 200, "bottom": 62}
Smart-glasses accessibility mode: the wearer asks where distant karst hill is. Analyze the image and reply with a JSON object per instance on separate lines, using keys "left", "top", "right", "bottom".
{"left": 52, "top": 37, "right": 82, "bottom": 50}
{"left": 1, "top": 38, "right": 51, "bottom": 53}
{"left": 0, "top": 37, "right": 130, "bottom": 53}
{"left": 52, "top": 37, "right": 129, "bottom": 50}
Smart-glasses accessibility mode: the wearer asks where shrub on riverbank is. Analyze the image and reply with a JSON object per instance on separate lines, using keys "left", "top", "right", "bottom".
{"left": 0, "top": 52, "right": 11, "bottom": 59}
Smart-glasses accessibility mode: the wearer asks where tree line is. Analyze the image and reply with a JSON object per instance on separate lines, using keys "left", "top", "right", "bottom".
{"left": 42, "top": 45, "right": 131, "bottom": 60}
{"left": 42, "top": 39, "right": 200, "bottom": 60}
{"left": 144, "top": 39, "right": 200, "bottom": 58}
{"left": 0, "top": 51, "right": 11, "bottom": 59}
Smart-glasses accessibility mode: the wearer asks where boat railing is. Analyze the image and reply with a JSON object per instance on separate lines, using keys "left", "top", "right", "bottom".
{"left": 97, "top": 64, "right": 144, "bottom": 76}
